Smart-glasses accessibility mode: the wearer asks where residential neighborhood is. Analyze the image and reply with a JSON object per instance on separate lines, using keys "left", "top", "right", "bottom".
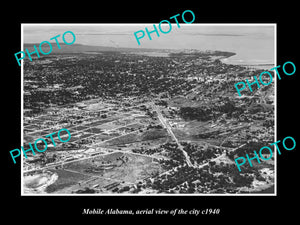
{"left": 23, "top": 47, "right": 275, "bottom": 194}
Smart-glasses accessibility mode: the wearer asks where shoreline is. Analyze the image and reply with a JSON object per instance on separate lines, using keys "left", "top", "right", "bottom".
{"left": 221, "top": 57, "right": 274, "bottom": 70}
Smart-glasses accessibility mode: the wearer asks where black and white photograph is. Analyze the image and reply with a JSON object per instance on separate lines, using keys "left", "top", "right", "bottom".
{"left": 21, "top": 24, "right": 276, "bottom": 195}
{"left": 3, "top": 3, "right": 299, "bottom": 221}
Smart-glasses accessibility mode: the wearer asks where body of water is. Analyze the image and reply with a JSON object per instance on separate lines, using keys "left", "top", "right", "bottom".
{"left": 24, "top": 24, "right": 275, "bottom": 66}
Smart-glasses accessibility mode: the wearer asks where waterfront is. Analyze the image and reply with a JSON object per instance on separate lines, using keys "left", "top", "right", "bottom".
{"left": 24, "top": 24, "right": 275, "bottom": 68}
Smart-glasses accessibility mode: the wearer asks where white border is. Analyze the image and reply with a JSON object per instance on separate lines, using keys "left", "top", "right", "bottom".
{"left": 21, "top": 23, "right": 24, "bottom": 195}
{"left": 274, "top": 24, "right": 277, "bottom": 196}
{"left": 21, "top": 23, "right": 277, "bottom": 196}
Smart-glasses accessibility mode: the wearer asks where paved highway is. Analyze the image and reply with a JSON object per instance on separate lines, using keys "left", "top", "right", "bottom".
{"left": 151, "top": 102, "right": 194, "bottom": 167}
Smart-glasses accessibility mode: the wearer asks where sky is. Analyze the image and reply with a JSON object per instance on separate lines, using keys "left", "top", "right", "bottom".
{"left": 23, "top": 24, "right": 275, "bottom": 65}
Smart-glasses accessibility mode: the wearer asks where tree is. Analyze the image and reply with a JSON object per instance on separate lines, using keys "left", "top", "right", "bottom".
{"left": 209, "top": 161, "right": 216, "bottom": 167}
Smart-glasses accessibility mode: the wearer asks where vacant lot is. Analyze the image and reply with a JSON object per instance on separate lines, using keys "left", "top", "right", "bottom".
{"left": 63, "top": 152, "right": 162, "bottom": 184}
{"left": 45, "top": 169, "right": 91, "bottom": 193}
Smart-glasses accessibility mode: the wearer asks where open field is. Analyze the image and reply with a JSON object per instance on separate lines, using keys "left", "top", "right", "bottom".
{"left": 25, "top": 152, "right": 163, "bottom": 194}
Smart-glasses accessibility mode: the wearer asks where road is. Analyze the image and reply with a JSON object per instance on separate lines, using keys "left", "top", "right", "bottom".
{"left": 23, "top": 146, "right": 164, "bottom": 174}
{"left": 197, "top": 143, "right": 247, "bottom": 169}
{"left": 150, "top": 102, "right": 194, "bottom": 167}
